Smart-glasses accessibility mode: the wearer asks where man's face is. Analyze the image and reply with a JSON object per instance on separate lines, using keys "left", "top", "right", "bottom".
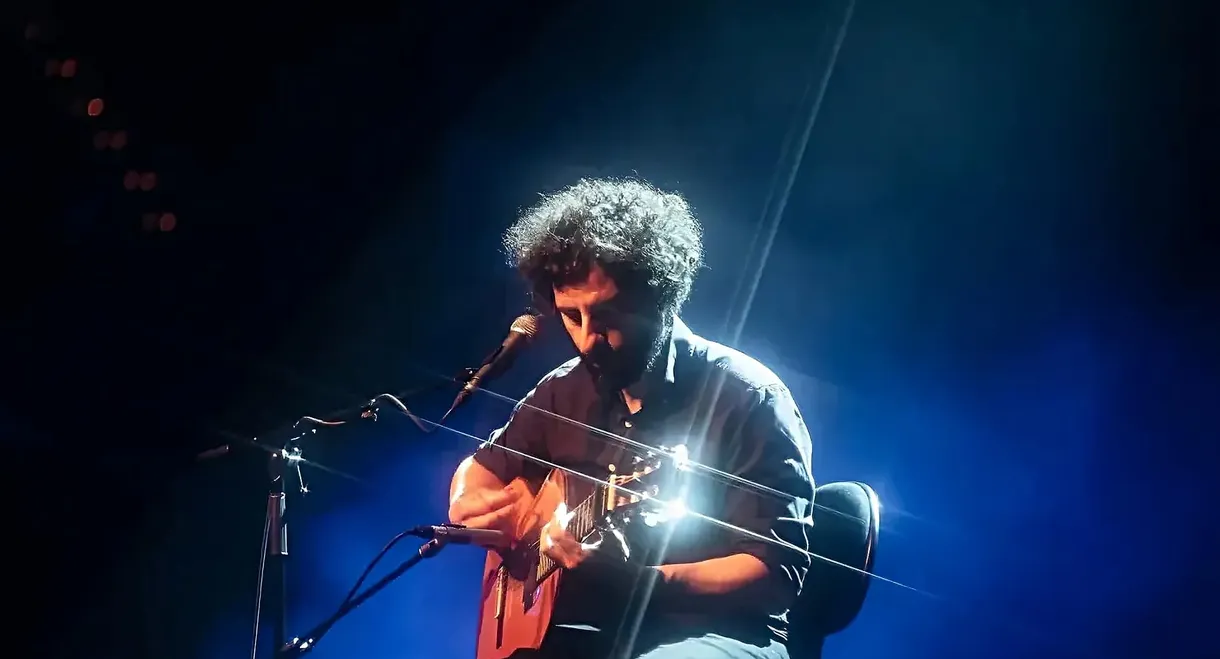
{"left": 552, "top": 264, "right": 665, "bottom": 390}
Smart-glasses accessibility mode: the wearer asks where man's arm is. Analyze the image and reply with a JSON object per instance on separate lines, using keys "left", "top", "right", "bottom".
{"left": 657, "top": 383, "right": 815, "bottom": 607}
{"left": 450, "top": 455, "right": 505, "bottom": 502}
{"left": 655, "top": 554, "right": 770, "bottom": 596}
{"left": 448, "top": 383, "right": 552, "bottom": 525}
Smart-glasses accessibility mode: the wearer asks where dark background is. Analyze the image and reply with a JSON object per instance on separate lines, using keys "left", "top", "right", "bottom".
{"left": 5, "top": 1, "right": 1216, "bottom": 658}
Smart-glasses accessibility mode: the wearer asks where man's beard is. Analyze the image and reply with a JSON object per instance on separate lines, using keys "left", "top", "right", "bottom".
{"left": 583, "top": 316, "right": 671, "bottom": 391}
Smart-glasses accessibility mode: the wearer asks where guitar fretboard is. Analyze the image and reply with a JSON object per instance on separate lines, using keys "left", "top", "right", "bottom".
{"left": 533, "top": 484, "right": 602, "bottom": 579}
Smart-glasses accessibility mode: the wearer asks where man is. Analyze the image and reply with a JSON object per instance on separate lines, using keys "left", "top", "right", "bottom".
{"left": 449, "top": 178, "right": 815, "bottom": 659}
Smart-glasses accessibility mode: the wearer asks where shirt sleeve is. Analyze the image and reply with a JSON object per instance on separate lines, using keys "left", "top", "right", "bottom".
{"left": 471, "top": 381, "right": 553, "bottom": 485}
{"left": 720, "top": 382, "right": 816, "bottom": 604}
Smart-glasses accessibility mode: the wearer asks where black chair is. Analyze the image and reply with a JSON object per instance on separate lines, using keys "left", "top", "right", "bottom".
{"left": 786, "top": 481, "right": 880, "bottom": 658}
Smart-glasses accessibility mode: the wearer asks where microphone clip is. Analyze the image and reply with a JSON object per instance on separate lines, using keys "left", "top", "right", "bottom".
{"left": 358, "top": 399, "right": 379, "bottom": 422}
{"left": 454, "top": 367, "right": 478, "bottom": 387}
{"left": 408, "top": 523, "right": 510, "bottom": 549}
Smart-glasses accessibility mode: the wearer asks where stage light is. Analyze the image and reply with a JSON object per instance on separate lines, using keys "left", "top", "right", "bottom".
{"left": 109, "top": 130, "right": 127, "bottom": 150}
{"left": 159, "top": 213, "right": 177, "bottom": 232}
{"left": 86, "top": 98, "right": 104, "bottom": 117}
{"left": 60, "top": 59, "right": 77, "bottom": 78}
{"left": 123, "top": 171, "right": 157, "bottom": 191}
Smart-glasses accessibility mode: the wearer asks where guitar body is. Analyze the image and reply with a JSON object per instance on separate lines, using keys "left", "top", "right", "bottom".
{"left": 472, "top": 446, "right": 677, "bottom": 659}
{"left": 475, "top": 469, "right": 569, "bottom": 659}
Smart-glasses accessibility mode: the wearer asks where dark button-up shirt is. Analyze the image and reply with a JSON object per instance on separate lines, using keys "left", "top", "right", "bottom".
{"left": 473, "top": 317, "right": 815, "bottom": 645}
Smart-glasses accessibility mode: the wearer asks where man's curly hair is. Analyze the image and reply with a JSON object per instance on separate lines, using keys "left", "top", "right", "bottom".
{"left": 504, "top": 178, "right": 704, "bottom": 315}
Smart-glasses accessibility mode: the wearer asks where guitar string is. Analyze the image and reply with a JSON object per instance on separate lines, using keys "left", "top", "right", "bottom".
{"left": 376, "top": 393, "right": 927, "bottom": 596}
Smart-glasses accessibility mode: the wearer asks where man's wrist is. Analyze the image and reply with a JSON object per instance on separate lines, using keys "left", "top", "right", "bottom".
{"left": 647, "top": 564, "right": 685, "bottom": 604}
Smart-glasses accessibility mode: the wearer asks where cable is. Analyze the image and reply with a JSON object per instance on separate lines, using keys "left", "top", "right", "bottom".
{"left": 250, "top": 503, "right": 272, "bottom": 659}
{"left": 337, "top": 530, "right": 413, "bottom": 609}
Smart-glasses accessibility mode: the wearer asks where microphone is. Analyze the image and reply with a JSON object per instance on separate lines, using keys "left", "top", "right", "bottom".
{"left": 447, "top": 312, "right": 542, "bottom": 414}
{"left": 408, "top": 524, "right": 509, "bottom": 548}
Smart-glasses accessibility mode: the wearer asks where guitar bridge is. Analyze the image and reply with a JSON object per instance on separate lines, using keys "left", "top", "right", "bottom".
{"left": 494, "top": 564, "right": 507, "bottom": 648}
{"left": 494, "top": 565, "right": 507, "bottom": 620}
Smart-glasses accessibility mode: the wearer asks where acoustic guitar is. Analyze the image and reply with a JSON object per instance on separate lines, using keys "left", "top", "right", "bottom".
{"left": 474, "top": 446, "right": 683, "bottom": 659}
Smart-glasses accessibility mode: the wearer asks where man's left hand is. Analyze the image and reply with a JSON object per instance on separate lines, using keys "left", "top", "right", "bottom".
{"left": 541, "top": 501, "right": 598, "bottom": 569}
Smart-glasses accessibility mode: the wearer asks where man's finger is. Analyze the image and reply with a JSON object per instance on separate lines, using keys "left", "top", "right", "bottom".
{"left": 544, "top": 544, "right": 578, "bottom": 568}
{"left": 461, "top": 501, "right": 518, "bottom": 531}
{"left": 475, "top": 487, "right": 522, "bottom": 511}
{"left": 543, "top": 530, "right": 574, "bottom": 554}
{"left": 559, "top": 541, "right": 585, "bottom": 569}
{"left": 453, "top": 487, "right": 520, "bottom": 521}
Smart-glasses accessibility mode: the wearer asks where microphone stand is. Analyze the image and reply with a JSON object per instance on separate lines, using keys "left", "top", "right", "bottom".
{"left": 257, "top": 405, "right": 377, "bottom": 659}
{"left": 267, "top": 447, "right": 288, "bottom": 657}
{"left": 197, "top": 373, "right": 472, "bottom": 659}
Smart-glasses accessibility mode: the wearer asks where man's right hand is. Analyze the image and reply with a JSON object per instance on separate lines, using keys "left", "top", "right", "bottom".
{"left": 448, "top": 485, "right": 523, "bottom": 535}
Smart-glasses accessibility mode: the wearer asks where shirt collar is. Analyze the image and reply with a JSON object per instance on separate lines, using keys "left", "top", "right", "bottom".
{"left": 622, "top": 315, "right": 689, "bottom": 404}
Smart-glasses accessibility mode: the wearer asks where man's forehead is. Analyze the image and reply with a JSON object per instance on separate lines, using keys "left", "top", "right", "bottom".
{"left": 553, "top": 281, "right": 619, "bottom": 308}
{"left": 553, "top": 264, "right": 619, "bottom": 307}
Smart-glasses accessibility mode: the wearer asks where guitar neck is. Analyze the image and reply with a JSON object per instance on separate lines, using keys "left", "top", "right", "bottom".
{"left": 535, "top": 486, "right": 602, "bottom": 577}
{"left": 569, "top": 490, "right": 602, "bottom": 542}
{"left": 532, "top": 455, "right": 667, "bottom": 581}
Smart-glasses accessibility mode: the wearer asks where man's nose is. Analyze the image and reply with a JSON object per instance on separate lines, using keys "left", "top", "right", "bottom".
{"left": 574, "top": 321, "right": 605, "bottom": 355}
{"left": 575, "top": 331, "right": 598, "bottom": 356}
